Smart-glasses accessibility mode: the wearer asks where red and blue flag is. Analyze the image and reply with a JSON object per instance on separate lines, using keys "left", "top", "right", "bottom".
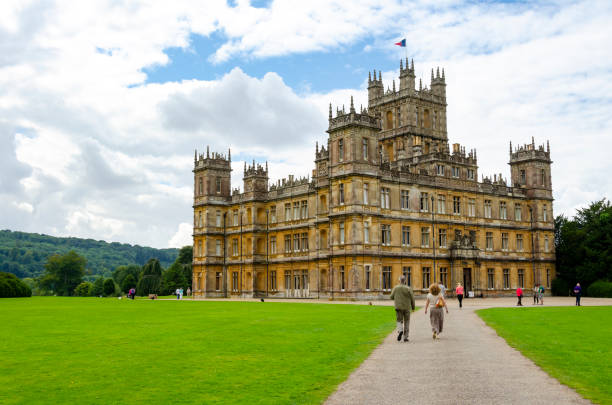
{"left": 395, "top": 38, "right": 406, "bottom": 47}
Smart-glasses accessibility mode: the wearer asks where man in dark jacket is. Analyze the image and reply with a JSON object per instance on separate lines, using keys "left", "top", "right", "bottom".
{"left": 390, "top": 275, "right": 416, "bottom": 342}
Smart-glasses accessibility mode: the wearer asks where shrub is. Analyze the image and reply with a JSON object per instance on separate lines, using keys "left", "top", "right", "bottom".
{"left": 74, "top": 282, "right": 94, "bottom": 297}
{"left": 92, "top": 276, "right": 104, "bottom": 296}
{"left": 551, "top": 278, "right": 570, "bottom": 296}
{"left": 103, "top": 278, "right": 117, "bottom": 296}
{"left": 121, "top": 274, "right": 137, "bottom": 293}
{"left": 137, "top": 258, "right": 162, "bottom": 296}
{"left": 587, "top": 280, "right": 612, "bottom": 298}
{"left": 0, "top": 272, "right": 32, "bottom": 298}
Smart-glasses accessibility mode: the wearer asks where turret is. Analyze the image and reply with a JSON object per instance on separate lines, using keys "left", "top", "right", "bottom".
{"left": 193, "top": 147, "right": 232, "bottom": 199}
{"left": 431, "top": 66, "right": 446, "bottom": 99}
{"left": 367, "top": 69, "right": 384, "bottom": 106}
{"left": 243, "top": 160, "right": 269, "bottom": 194}
{"left": 509, "top": 139, "right": 553, "bottom": 199}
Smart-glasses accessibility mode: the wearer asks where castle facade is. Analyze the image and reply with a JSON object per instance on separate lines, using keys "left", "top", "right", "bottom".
{"left": 192, "top": 60, "right": 555, "bottom": 299}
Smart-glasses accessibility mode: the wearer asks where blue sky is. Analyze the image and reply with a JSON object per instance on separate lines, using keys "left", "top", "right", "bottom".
{"left": 1, "top": 0, "right": 611, "bottom": 248}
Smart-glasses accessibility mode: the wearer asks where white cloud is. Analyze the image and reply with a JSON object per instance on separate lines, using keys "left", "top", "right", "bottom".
{"left": 169, "top": 222, "right": 193, "bottom": 248}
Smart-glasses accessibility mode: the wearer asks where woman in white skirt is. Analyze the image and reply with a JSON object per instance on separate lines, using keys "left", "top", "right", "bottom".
{"left": 424, "top": 283, "right": 449, "bottom": 340}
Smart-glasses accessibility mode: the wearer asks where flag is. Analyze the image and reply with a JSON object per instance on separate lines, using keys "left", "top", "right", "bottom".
{"left": 395, "top": 39, "right": 406, "bottom": 47}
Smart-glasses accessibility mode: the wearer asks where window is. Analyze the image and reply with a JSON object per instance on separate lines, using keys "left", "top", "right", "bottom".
{"left": 381, "top": 187, "right": 390, "bottom": 209}
{"left": 301, "top": 233, "right": 308, "bottom": 251}
{"left": 216, "top": 211, "right": 221, "bottom": 227}
{"left": 270, "top": 236, "right": 276, "bottom": 254}
{"left": 233, "top": 211, "right": 238, "bottom": 226}
{"left": 198, "top": 211, "right": 202, "bottom": 227}
{"left": 397, "top": 107, "right": 401, "bottom": 127}
{"left": 381, "top": 224, "right": 391, "bottom": 246}
{"left": 338, "top": 139, "right": 344, "bottom": 161}
{"left": 339, "top": 222, "right": 345, "bottom": 245}
{"left": 438, "top": 195, "right": 446, "bottom": 214}
{"left": 439, "top": 268, "right": 448, "bottom": 287}
{"left": 364, "top": 221, "right": 370, "bottom": 244}
{"left": 285, "top": 203, "right": 291, "bottom": 221}
{"left": 546, "top": 269, "right": 550, "bottom": 288}
{"left": 436, "top": 164, "right": 445, "bottom": 176}
{"left": 520, "top": 170, "right": 526, "bottom": 184}
{"left": 503, "top": 269, "right": 510, "bottom": 289}
{"left": 284, "top": 235, "right": 291, "bottom": 253}
{"left": 293, "top": 202, "right": 300, "bottom": 220}
{"left": 363, "top": 183, "right": 369, "bottom": 205}
{"left": 452, "top": 166, "right": 460, "bottom": 178}
{"left": 468, "top": 198, "right": 476, "bottom": 217}
{"left": 284, "top": 270, "right": 291, "bottom": 290}
{"left": 364, "top": 265, "right": 372, "bottom": 290}
{"left": 433, "top": 111, "right": 437, "bottom": 129}
{"left": 216, "top": 178, "right": 221, "bottom": 193}
{"left": 544, "top": 235, "right": 549, "bottom": 252}
{"left": 301, "top": 201, "right": 307, "bottom": 219}
{"left": 215, "top": 240, "right": 221, "bottom": 256}
{"left": 484, "top": 200, "right": 492, "bottom": 218}
{"left": 453, "top": 196, "right": 461, "bottom": 215}
{"left": 362, "top": 138, "right": 368, "bottom": 159}
{"left": 401, "top": 190, "right": 410, "bottom": 210}
{"left": 302, "top": 270, "right": 308, "bottom": 291}
{"left": 516, "top": 234, "right": 523, "bottom": 251}
{"left": 415, "top": 107, "right": 419, "bottom": 126}
{"left": 198, "top": 178, "right": 203, "bottom": 195}
{"left": 293, "top": 234, "right": 300, "bottom": 251}
{"left": 422, "top": 267, "right": 431, "bottom": 289}
{"left": 541, "top": 169, "right": 546, "bottom": 186}
{"left": 339, "top": 183, "right": 345, "bottom": 204}
{"left": 487, "top": 268, "right": 495, "bottom": 289}
{"left": 232, "top": 272, "right": 238, "bottom": 292}
{"left": 500, "top": 201, "right": 507, "bottom": 220}
{"left": 270, "top": 271, "right": 277, "bottom": 291}
{"left": 197, "top": 240, "right": 202, "bottom": 257}
{"left": 515, "top": 204, "right": 522, "bottom": 221}
{"left": 543, "top": 205, "right": 548, "bottom": 222}
{"left": 340, "top": 266, "right": 345, "bottom": 290}
{"left": 420, "top": 192, "right": 429, "bottom": 212}
{"left": 232, "top": 239, "right": 238, "bottom": 256}
{"left": 270, "top": 206, "right": 276, "bottom": 223}
{"left": 421, "top": 227, "right": 430, "bottom": 247}
{"left": 383, "top": 266, "right": 392, "bottom": 291}
{"left": 486, "top": 232, "right": 493, "bottom": 250}
{"left": 215, "top": 272, "right": 222, "bottom": 291}
{"left": 501, "top": 233, "right": 509, "bottom": 251}
{"left": 402, "top": 267, "right": 411, "bottom": 287}
{"left": 467, "top": 169, "right": 475, "bottom": 180}
{"left": 518, "top": 269, "right": 524, "bottom": 288}
{"left": 439, "top": 228, "right": 447, "bottom": 248}
{"left": 402, "top": 226, "right": 410, "bottom": 246}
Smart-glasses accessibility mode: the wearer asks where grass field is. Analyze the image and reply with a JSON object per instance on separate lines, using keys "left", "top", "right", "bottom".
{"left": 0, "top": 297, "right": 394, "bottom": 404}
{"left": 477, "top": 306, "right": 612, "bottom": 405}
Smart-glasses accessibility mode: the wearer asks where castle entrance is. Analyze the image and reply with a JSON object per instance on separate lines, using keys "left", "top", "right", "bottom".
{"left": 463, "top": 268, "right": 472, "bottom": 296}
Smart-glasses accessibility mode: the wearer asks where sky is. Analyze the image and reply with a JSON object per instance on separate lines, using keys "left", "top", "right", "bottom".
{"left": 1, "top": 0, "right": 611, "bottom": 249}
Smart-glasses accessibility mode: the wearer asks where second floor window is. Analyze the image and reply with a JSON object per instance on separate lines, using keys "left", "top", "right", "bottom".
{"left": 500, "top": 201, "right": 507, "bottom": 220}
{"left": 501, "top": 233, "right": 509, "bottom": 251}
{"left": 515, "top": 204, "right": 522, "bottom": 221}
{"left": 301, "top": 233, "right": 309, "bottom": 251}
{"left": 339, "top": 222, "right": 345, "bottom": 245}
{"left": 439, "top": 228, "right": 447, "bottom": 247}
{"left": 293, "top": 202, "right": 300, "bottom": 219}
{"left": 381, "top": 187, "right": 390, "bottom": 209}
{"left": 438, "top": 195, "right": 446, "bottom": 214}
{"left": 484, "top": 200, "right": 492, "bottom": 218}
{"left": 338, "top": 139, "right": 344, "bottom": 162}
{"left": 421, "top": 227, "right": 430, "bottom": 247}
{"left": 468, "top": 198, "right": 476, "bottom": 217}
{"left": 284, "top": 235, "right": 291, "bottom": 253}
{"left": 363, "top": 183, "right": 369, "bottom": 205}
{"left": 516, "top": 234, "right": 523, "bottom": 251}
{"left": 486, "top": 232, "right": 493, "bottom": 250}
{"left": 381, "top": 224, "right": 391, "bottom": 246}
{"left": 270, "top": 206, "right": 276, "bottom": 223}
{"left": 285, "top": 203, "right": 291, "bottom": 221}
{"left": 402, "top": 226, "right": 410, "bottom": 246}
{"left": 364, "top": 222, "right": 370, "bottom": 244}
{"left": 362, "top": 138, "right": 368, "bottom": 159}
{"left": 453, "top": 196, "right": 461, "bottom": 215}
{"left": 420, "top": 192, "right": 429, "bottom": 212}
{"left": 452, "top": 166, "right": 460, "bottom": 178}
{"left": 339, "top": 184, "right": 345, "bottom": 204}
{"left": 270, "top": 236, "right": 276, "bottom": 254}
{"left": 401, "top": 190, "right": 409, "bottom": 209}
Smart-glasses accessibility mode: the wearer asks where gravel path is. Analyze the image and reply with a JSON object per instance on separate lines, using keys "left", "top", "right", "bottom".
{"left": 324, "top": 297, "right": 603, "bottom": 405}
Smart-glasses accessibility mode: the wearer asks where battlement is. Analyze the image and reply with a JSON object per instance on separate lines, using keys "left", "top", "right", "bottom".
{"left": 269, "top": 174, "right": 310, "bottom": 191}
{"left": 244, "top": 160, "right": 268, "bottom": 178}
{"left": 510, "top": 138, "right": 551, "bottom": 162}
{"left": 194, "top": 146, "right": 231, "bottom": 170}
{"left": 328, "top": 96, "right": 380, "bottom": 132}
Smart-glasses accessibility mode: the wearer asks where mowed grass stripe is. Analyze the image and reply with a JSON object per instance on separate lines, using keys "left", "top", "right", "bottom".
{"left": 477, "top": 306, "right": 612, "bottom": 405}
{"left": 0, "top": 297, "right": 394, "bottom": 404}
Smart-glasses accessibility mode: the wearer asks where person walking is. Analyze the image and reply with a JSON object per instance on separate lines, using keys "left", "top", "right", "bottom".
{"left": 455, "top": 283, "right": 464, "bottom": 308}
{"left": 516, "top": 287, "right": 523, "bottom": 306}
{"left": 533, "top": 285, "right": 539, "bottom": 305}
{"left": 176, "top": 288, "right": 180, "bottom": 300}
{"left": 538, "top": 284, "right": 545, "bottom": 305}
{"left": 390, "top": 275, "right": 415, "bottom": 342}
{"left": 425, "top": 283, "right": 449, "bottom": 340}
{"left": 187, "top": 287, "right": 191, "bottom": 297}
{"left": 574, "top": 283, "right": 582, "bottom": 306}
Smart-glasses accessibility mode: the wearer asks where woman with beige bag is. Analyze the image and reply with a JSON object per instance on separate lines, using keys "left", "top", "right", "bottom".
{"left": 424, "top": 283, "right": 449, "bottom": 340}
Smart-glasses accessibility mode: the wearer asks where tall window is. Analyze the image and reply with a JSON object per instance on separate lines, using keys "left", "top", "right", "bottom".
{"left": 439, "top": 228, "right": 447, "bottom": 248}
{"left": 338, "top": 139, "right": 344, "bottom": 162}
{"left": 284, "top": 270, "right": 291, "bottom": 290}
{"left": 420, "top": 192, "right": 429, "bottom": 212}
{"left": 232, "top": 272, "right": 238, "bottom": 292}
{"left": 503, "top": 269, "right": 510, "bottom": 289}
{"left": 486, "top": 232, "right": 493, "bottom": 250}
{"left": 501, "top": 233, "right": 509, "bottom": 251}
{"left": 515, "top": 204, "right": 522, "bottom": 221}
{"left": 362, "top": 138, "right": 368, "bottom": 159}
{"left": 339, "top": 222, "right": 345, "bottom": 245}
{"left": 285, "top": 203, "right": 291, "bottom": 221}
{"left": 340, "top": 266, "right": 345, "bottom": 291}
{"left": 421, "top": 227, "right": 430, "bottom": 247}
{"left": 438, "top": 195, "right": 446, "bottom": 214}
{"left": 365, "top": 265, "right": 371, "bottom": 290}
{"left": 197, "top": 240, "right": 202, "bottom": 257}
{"left": 516, "top": 234, "right": 523, "bottom": 251}
{"left": 402, "top": 226, "right": 410, "bottom": 246}
{"left": 381, "top": 187, "right": 390, "bottom": 209}
{"left": 216, "top": 211, "right": 221, "bottom": 226}
{"left": 216, "top": 178, "right": 221, "bottom": 193}
{"left": 422, "top": 267, "right": 431, "bottom": 289}
{"left": 198, "top": 178, "right": 203, "bottom": 195}
{"left": 339, "top": 183, "right": 345, "bottom": 204}
{"left": 487, "top": 268, "right": 495, "bottom": 289}
{"left": 520, "top": 170, "right": 526, "bottom": 184}
{"left": 546, "top": 269, "right": 550, "bottom": 288}
{"left": 436, "top": 164, "right": 445, "bottom": 176}
{"left": 541, "top": 169, "right": 546, "bottom": 186}
{"left": 544, "top": 235, "right": 549, "bottom": 252}
{"left": 500, "top": 201, "right": 507, "bottom": 220}
{"left": 215, "top": 240, "right": 221, "bottom": 256}
{"left": 301, "top": 201, "right": 308, "bottom": 219}
{"left": 381, "top": 224, "right": 391, "bottom": 246}
{"left": 363, "top": 183, "right": 369, "bottom": 205}
{"left": 302, "top": 270, "right": 308, "bottom": 291}
{"left": 270, "top": 271, "right": 277, "bottom": 291}
{"left": 233, "top": 211, "right": 238, "bottom": 226}
{"left": 232, "top": 239, "right": 238, "bottom": 256}
{"left": 484, "top": 200, "right": 492, "bottom": 218}
{"left": 197, "top": 211, "right": 202, "bottom": 227}
{"left": 301, "top": 233, "right": 308, "bottom": 251}
{"left": 270, "top": 206, "right": 276, "bottom": 223}
{"left": 468, "top": 198, "right": 476, "bottom": 217}
{"left": 284, "top": 235, "right": 291, "bottom": 253}
{"left": 293, "top": 202, "right": 300, "bottom": 219}
{"left": 543, "top": 205, "right": 548, "bottom": 222}
{"left": 402, "top": 267, "right": 411, "bottom": 287}
{"left": 439, "top": 267, "right": 448, "bottom": 287}
{"left": 467, "top": 169, "right": 475, "bottom": 180}
{"left": 270, "top": 236, "right": 276, "bottom": 254}
{"left": 518, "top": 269, "right": 524, "bottom": 288}
{"left": 215, "top": 272, "right": 222, "bottom": 291}
{"left": 383, "top": 266, "right": 392, "bottom": 291}
{"left": 364, "top": 221, "right": 370, "bottom": 243}
{"left": 452, "top": 166, "right": 460, "bottom": 178}
{"left": 401, "top": 190, "right": 410, "bottom": 209}
{"left": 293, "top": 234, "right": 300, "bottom": 251}
{"left": 453, "top": 196, "right": 461, "bottom": 215}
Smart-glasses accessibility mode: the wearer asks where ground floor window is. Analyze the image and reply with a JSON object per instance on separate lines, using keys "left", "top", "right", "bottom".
{"left": 503, "top": 269, "right": 510, "bottom": 289}
{"left": 365, "top": 265, "right": 371, "bottom": 290}
{"left": 487, "top": 268, "right": 495, "bottom": 289}
{"left": 284, "top": 270, "right": 291, "bottom": 290}
{"left": 402, "top": 266, "right": 411, "bottom": 287}
{"left": 518, "top": 269, "right": 524, "bottom": 288}
{"left": 439, "top": 267, "right": 448, "bottom": 287}
{"left": 422, "top": 267, "right": 430, "bottom": 289}
{"left": 232, "top": 271, "right": 238, "bottom": 292}
{"left": 382, "top": 266, "right": 392, "bottom": 291}
{"left": 215, "top": 272, "right": 222, "bottom": 291}
{"left": 340, "top": 266, "right": 345, "bottom": 290}
{"left": 546, "top": 269, "right": 550, "bottom": 288}
{"left": 270, "top": 270, "right": 277, "bottom": 291}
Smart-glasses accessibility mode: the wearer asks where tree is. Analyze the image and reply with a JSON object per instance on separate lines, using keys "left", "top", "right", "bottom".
{"left": 103, "top": 278, "right": 117, "bottom": 296}
{"left": 161, "top": 262, "right": 187, "bottom": 295}
{"left": 0, "top": 272, "right": 32, "bottom": 297}
{"left": 136, "top": 258, "right": 162, "bottom": 296}
{"left": 176, "top": 246, "right": 193, "bottom": 265}
{"left": 38, "top": 250, "right": 86, "bottom": 296}
{"left": 92, "top": 276, "right": 105, "bottom": 297}
{"left": 112, "top": 264, "right": 141, "bottom": 287}
{"left": 121, "top": 274, "right": 137, "bottom": 293}
{"left": 74, "top": 281, "right": 94, "bottom": 297}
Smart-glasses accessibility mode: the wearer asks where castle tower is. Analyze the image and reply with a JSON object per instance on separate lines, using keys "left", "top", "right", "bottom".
{"left": 367, "top": 70, "right": 384, "bottom": 106}
{"left": 193, "top": 147, "right": 232, "bottom": 200}
{"left": 509, "top": 139, "right": 553, "bottom": 199}
{"left": 243, "top": 160, "right": 269, "bottom": 194}
{"left": 399, "top": 58, "right": 415, "bottom": 92}
{"left": 430, "top": 67, "right": 446, "bottom": 99}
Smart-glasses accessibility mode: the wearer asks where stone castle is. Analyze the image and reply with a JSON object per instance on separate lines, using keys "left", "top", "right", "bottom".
{"left": 192, "top": 59, "right": 555, "bottom": 299}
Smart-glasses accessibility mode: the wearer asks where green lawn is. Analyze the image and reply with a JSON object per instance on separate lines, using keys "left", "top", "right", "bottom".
{"left": 0, "top": 297, "right": 394, "bottom": 404}
{"left": 477, "top": 306, "right": 612, "bottom": 405}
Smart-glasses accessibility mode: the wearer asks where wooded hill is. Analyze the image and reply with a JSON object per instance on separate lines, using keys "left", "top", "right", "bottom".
{"left": 0, "top": 230, "right": 179, "bottom": 280}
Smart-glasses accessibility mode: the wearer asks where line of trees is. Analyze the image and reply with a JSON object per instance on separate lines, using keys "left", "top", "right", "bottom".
{"left": 554, "top": 199, "right": 612, "bottom": 297}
